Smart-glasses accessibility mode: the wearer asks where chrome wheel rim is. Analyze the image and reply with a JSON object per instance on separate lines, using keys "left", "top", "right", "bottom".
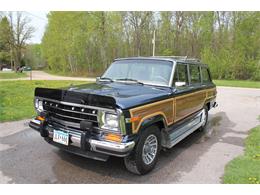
{"left": 142, "top": 134, "right": 158, "bottom": 165}
{"left": 201, "top": 108, "right": 207, "bottom": 126}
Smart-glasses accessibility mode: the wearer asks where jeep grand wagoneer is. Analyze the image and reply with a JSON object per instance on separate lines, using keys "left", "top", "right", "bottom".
{"left": 29, "top": 56, "right": 217, "bottom": 174}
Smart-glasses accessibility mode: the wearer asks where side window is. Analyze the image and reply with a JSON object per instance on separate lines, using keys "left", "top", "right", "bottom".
{"left": 189, "top": 65, "right": 201, "bottom": 85}
{"left": 201, "top": 67, "right": 211, "bottom": 83}
{"left": 172, "top": 63, "right": 189, "bottom": 87}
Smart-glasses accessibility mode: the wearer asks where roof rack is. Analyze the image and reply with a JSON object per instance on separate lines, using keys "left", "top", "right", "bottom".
{"left": 151, "top": 56, "right": 201, "bottom": 63}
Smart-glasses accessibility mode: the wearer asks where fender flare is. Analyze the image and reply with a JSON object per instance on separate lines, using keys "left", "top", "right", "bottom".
{"left": 137, "top": 114, "right": 167, "bottom": 134}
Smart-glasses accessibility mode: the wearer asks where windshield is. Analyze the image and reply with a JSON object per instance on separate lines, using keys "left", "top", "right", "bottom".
{"left": 102, "top": 59, "right": 173, "bottom": 86}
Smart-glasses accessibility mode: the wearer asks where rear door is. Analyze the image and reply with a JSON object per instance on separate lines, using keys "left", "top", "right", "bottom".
{"left": 174, "top": 63, "right": 206, "bottom": 122}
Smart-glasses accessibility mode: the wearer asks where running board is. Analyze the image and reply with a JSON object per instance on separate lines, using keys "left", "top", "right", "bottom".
{"left": 162, "top": 110, "right": 204, "bottom": 149}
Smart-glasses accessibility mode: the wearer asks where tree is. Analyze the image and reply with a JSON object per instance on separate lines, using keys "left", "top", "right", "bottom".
{"left": 24, "top": 44, "right": 44, "bottom": 68}
{"left": 41, "top": 11, "right": 260, "bottom": 80}
{"left": 125, "top": 11, "right": 154, "bottom": 56}
{"left": 8, "top": 12, "right": 35, "bottom": 69}
{"left": 0, "top": 16, "right": 12, "bottom": 65}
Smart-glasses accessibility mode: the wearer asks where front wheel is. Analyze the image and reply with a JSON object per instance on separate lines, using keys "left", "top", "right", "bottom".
{"left": 124, "top": 125, "right": 161, "bottom": 175}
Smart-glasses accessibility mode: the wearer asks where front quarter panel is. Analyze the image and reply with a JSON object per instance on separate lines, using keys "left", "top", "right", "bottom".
{"left": 129, "top": 98, "right": 174, "bottom": 134}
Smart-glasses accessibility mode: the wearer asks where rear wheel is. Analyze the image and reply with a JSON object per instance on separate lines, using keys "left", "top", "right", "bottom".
{"left": 199, "top": 105, "right": 208, "bottom": 131}
{"left": 124, "top": 125, "right": 161, "bottom": 175}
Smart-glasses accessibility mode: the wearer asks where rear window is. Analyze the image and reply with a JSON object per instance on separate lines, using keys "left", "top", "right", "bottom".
{"left": 201, "top": 67, "right": 211, "bottom": 83}
{"left": 189, "top": 65, "right": 201, "bottom": 84}
{"left": 172, "top": 63, "right": 189, "bottom": 86}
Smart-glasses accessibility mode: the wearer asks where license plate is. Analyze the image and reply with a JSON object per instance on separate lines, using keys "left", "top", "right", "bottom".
{"left": 53, "top": 130, "right": 69, "bottom": 146}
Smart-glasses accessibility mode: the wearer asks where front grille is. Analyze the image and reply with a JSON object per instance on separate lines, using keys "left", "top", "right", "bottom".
{"left": 43, "top": 100, "right": 99, "bottom": 129}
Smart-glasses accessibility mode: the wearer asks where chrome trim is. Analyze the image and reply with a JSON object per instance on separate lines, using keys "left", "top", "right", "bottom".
{"left": 53, "top": 112, "right": 97, "bottom": 123}
{"left": 35, "top": 97, "right": 116, "bottom": 112}
{"left": 31, "top": 119, "right": 41, "bottom": 125}
{"left": 45, "top": 104, "right": 98, "bottom": 116}
{"left": 142, "top": 134, "right": 158, "bottom": 165}
{"left": 89, "top": 139, "right": 135, "bottom": 157}
{"left": 169, "top": 61, "right": 176, "bottom": 87}
{"left": 97, "top": 109, "right": 126, "bottom": 135}
{"left": 118, "top": 109, "right": 126, "bottom": 135}
{"left": 51, "top": 114, "right": 121, "bottom": 135}
{"left": 163, "top": 109, "right": 204, "bottom": 148}
{"left": 46, "top": 125, "right": 135, "bottom": 157}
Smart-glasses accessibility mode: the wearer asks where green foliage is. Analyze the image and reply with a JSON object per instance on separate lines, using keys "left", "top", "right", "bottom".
{"left": 0, "top": 16, "right": 11, "bottom": 64}
{"left": 41, "top": 11, "right": 260, "bottom": 80}
{"left": 0, "top": 12, "right": 35, "bottom": 70}
{"left": 0, "top": 80, "right": 86, "bottom": 122}
{"left": 200, "top": 12, "right": 260, "bottom": 80}
{"left": 223, "top": 126, "right": 260, "bottom": 184}
{"left": 24, "top": 44, "right": 44, "bottom": 69}
{"left": 1, "top": 12, "right": 259, "bottom": 80}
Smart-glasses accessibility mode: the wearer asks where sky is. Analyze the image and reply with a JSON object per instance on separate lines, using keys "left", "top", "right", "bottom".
{"left": 24, "top": 11, "right": 49, "bottom": 44}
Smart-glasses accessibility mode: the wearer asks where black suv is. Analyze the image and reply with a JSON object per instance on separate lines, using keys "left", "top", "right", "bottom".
{"left": 29, "top": 56, "right": 217, "bottom": 174}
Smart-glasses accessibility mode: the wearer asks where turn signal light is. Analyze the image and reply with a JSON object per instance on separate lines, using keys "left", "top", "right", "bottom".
{"left": 130, "top": 116, "right": 141, "bottom": 122}
{"left": 104, "top": 133, "right": 122, "bottom": 142}
{"left": 36, "top": 116, "right": 45, "bottom": 121}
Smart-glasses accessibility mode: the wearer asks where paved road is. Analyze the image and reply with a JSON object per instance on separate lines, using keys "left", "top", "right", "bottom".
{"left": 0, "top": 87, "right": 259, "bottom": 183}
{"left": 0, "top": 71, "right": 95, "bottom": 81}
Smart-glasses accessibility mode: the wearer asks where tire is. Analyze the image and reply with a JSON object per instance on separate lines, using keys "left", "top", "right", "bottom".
{"left": 124, "top": 125, "right": 161, "bottom": 175}
{"left": 199, "top": 105, "right": 208, "bottom": 132}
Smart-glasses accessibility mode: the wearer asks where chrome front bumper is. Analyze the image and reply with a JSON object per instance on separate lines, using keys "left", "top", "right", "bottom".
{"left": 89, "top": 139, "right": 135, "bottom": 156}
{"left": 30, "top": 119, "right": 135, "bottom": 157}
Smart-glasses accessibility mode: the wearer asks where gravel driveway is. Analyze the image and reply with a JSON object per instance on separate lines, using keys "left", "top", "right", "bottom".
{"left": 0, "top": 86, "right": 259, "bottom": 183}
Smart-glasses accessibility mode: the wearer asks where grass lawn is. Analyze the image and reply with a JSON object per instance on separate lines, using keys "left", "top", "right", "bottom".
{"left": 223, "top": 126, "right": 260, "bottom": 184}
{"left": 0, "top": 72, "right": 28, "bottom": 79}
{"left": 214, "top": 80, "right": 260, "bottom": 89}
{"left": 0, "top": 80, "right": 86, "bottom": 122}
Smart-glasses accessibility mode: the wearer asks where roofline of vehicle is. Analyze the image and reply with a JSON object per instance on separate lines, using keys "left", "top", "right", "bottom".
{"left": 114, "top": 56, "right": 208, "bottom": 66}
{"left": 114, "top": 56, "right": 175, "bottom": 63}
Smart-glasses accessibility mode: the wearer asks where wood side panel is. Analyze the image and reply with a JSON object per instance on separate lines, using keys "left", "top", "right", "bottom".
{"left": 206, "top": 88, "right": 217, "bottom": 99}
{"left": 130, "top": 99, "right": 174, "bottom": 133}
{"left": 129, "top": 87, "right": 216, "bottom": 133}
{"left": 175, "top": 91, "right": 206, "bottom": 122}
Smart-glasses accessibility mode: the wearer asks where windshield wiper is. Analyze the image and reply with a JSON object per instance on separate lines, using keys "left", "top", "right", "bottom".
{"left": 115, "top": 78, "right": 144, "bottom": 85}
{"left": 99, "top": 77, "right": 114, "bottom": 82}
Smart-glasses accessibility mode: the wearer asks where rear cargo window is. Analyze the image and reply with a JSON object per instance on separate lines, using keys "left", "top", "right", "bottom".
{"left": 201, "top": 67, "right": 211, "bottom": 83}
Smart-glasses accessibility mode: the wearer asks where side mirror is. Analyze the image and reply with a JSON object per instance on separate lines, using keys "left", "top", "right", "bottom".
{"left": 175, "top": 81, "right": 186, "bottom": 87}
{"left": 96, "top": 77, "right": 100, "bottom": 82}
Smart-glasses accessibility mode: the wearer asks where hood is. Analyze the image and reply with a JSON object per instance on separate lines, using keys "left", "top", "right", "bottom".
{"left": 35, "top": 82, "right": 172, "bottom": 110}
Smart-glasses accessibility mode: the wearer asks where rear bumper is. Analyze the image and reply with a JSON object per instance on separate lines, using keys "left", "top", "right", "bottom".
{"left": 29, "top": 118, "right": 135, "bottom": 159}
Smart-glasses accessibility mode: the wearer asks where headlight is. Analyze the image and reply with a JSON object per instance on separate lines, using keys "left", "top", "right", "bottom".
{"left": 100, "top": 112, "right": 120, "bottom": 132}
{"left": 35, "top": 98, "right": 44, "bottom": 112}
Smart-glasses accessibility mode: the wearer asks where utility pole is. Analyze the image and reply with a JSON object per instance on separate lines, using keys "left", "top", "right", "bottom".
{"left": 152, "top": 30, "right": 156, "bottom": 56}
